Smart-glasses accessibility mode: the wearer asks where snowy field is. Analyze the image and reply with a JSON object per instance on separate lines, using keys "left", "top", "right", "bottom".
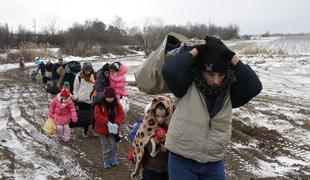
{"left": 0, "top": 35, "right": 309, "bottom": 179}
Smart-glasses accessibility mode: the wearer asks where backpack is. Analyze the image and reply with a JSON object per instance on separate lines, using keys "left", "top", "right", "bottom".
{"left": 45, "top": 61, "right": 53, "bottom": 72}
{"left": 66, "top": 61, "right": 81, "bottom": 73}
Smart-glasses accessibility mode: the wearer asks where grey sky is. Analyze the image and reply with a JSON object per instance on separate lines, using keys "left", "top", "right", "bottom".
{"left": 0, "top": 0, "right": 309, "bottom": 35}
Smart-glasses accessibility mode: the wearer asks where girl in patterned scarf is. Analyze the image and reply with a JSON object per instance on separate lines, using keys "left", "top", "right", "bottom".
{"left": 131, "top": 96, "right": 174, "bottom": 179}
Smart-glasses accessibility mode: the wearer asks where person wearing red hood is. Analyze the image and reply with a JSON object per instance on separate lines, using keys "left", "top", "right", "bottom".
{"left": 48, "top": 87, "right": 78, "bottom": 143}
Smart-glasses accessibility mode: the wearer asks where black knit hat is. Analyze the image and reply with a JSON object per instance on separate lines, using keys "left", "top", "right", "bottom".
{"left": 102, "top": 63, "right": 110, "bottom": 72}
{"left": 199, "top": 52, "right": 229, "bottom": 74}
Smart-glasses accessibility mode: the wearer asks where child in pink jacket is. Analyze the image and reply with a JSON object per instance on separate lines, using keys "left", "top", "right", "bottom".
{"left": 109, "top": 62, "right": 129, "bottom": 100}
{"left": 48, "top": 87, "right": 78, "bottom": 142}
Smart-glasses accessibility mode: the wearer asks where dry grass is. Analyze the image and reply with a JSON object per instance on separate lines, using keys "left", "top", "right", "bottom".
{"left": 63, "top": 42, "right": 135, "bottom": 57}
{"left": 243, "top": 47, "right": 288, "bottom": 57}
{"left": 230, "top": 42, "right": 288, "bottom": 56}
{"left": 2, "top": 42, "right": 58, "bottom": 64}
{"left": 63, "top": 42, "right": 100, "bottom": 57}
{"left": 243, "top": 47, "right": 271, "bottom": 55}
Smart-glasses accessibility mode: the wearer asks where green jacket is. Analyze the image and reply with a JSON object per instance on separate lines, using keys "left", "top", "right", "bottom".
{"left": 165, "top": 83, "right": 232, "bottom": 163}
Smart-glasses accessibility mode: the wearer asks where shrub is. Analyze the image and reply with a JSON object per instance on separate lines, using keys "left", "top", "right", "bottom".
{"left": 63, "top": 42, "right": 135, "bottom": 57}
{"left": 1, "top": 42, "right": 57, "bottom": 64}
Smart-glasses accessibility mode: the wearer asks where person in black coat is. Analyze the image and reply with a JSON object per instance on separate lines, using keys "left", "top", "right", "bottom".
{"left": 93, "top": 63, "right": 110, "bottom": 105}
{"left": 96, "top": 63, "right": 110, "bottom": 93}
{"left": 52, "top": 58, "right": 64, "bottom": 82}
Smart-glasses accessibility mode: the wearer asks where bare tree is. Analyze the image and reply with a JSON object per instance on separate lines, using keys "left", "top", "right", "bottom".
{"left": 142, "top": 17, "right": 166, "bottom": 56}
{"left": 0, "top": 23, "right": 10, "bottom": 48}
{"left": 128, "top": 26, "right": 143, "bottom": 46}
{"left": 111, "top": 15, "right": 126, "bottom": 32}
{"left": 44, "top": 15, "right": 60, "bottom": 36}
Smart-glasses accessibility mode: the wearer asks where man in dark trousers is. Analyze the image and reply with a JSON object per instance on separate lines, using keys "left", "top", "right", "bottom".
{"left": 162, "top": 36, "right": 262, "bottom": 180}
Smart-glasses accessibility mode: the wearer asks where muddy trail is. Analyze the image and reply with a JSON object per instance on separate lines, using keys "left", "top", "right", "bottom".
{"left": 0, "top": 62, "right": 309, "bottom": 179}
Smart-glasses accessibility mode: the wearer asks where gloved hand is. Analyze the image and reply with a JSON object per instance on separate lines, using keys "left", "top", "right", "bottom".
{"left": 195, "top": 44, "right": 208, "bottom": 56}
{"left": 108, "top": 121, "right": 118, "bottom": 134}
{"left": 204, "top": 36, "right": 235, "bottom": 60}
{"left": 154, "top": 127, "right": 166, "bottom": 143}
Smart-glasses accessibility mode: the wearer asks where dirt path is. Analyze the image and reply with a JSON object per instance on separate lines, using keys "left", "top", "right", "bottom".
{"left": 0, "top": 66, "right": 137, "bottom": 179}
{"left": 0, "top": 62, "right": 309, "bottom": 179}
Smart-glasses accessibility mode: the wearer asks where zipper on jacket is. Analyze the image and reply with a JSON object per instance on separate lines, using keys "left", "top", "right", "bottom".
{"left": 198, "top": 90, "right": 213, "bottom": 130}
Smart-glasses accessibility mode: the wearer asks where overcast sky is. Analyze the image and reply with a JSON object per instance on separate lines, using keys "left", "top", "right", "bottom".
{"left": 0, "top": 0, "right": 309, "bottom": 35}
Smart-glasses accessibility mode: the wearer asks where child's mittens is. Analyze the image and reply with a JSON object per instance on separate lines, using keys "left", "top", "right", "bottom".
{"left": 154, "top": 127, "right": 166, "bottom": 143}
{"left": 108, "top": 121, "right": 118, "bottom": 134}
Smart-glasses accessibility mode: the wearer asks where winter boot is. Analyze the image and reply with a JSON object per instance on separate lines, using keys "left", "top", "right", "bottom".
{"left": 89, "top": 128, "right": 98, "bottom": 137}
{"left": 103, "top": 159, "right": 111, "bottom": 169}
{"left": 111, "top": 155, "right": 119, "bottom": 166}
{"left": 82, "top": 129, "right": 89, "bottom": 138}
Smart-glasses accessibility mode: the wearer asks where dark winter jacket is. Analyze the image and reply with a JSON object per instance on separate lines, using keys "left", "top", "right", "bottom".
{"left": 142, "top": 139, "right": 169, "bottom": 173}
{"left": 95, "top": 68, "right": 110, "bottom": 93}
{"left": 92, "top": 68, "right": 110, "bottom": 105}
{"left": 52, "top": 63, "right": 62, "bottom": 81}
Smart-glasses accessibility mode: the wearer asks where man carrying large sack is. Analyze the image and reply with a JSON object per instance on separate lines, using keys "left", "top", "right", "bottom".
{"left": 162, "top": 36, "right": 262, "bottom": 180}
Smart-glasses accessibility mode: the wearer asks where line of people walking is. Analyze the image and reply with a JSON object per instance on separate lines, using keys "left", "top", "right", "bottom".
{"left": 43, "top": 57, "right": 130, "bottom": 170}
{"left": 42, "top": 34, "right": 262, "bottom": 180}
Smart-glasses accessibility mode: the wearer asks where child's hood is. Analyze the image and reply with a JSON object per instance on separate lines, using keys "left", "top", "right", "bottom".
{"left": 117, "top": 63, "right": 128, "bottom": 76}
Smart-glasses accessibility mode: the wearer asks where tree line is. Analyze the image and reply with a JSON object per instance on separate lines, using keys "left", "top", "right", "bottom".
{"left": 0, "top": 17, "right": 240, "bottom": 56}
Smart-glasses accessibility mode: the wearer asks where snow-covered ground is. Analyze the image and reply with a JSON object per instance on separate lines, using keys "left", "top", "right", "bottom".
{"left": 227, "top": 35, "right": 310, "bottom": 55}
{"left": 0, "top": 53, "right": 145, "bottom": 179}
{"left": 226, "top": 36, "right": 310, "bottom": 178}
{"left": 0, "top": 36, "right": 309, "bottom": 179}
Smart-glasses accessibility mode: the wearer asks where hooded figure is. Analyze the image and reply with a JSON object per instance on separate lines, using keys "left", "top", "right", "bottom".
{"left": 48, "top": 87, "right": 78, "bottom": 142}
{"left": 92, "top": 63, "right": 111, "bottom": 106}
{"left": 131, "top": 96, "right": 174, "bottom": 177}
{"left": 109, "top": 62, "right": 129, "bottom": 100}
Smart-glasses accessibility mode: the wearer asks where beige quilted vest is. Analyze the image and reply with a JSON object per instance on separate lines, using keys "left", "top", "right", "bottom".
{"left": 165, "top": 83, "right": 232, "bottom": 163}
